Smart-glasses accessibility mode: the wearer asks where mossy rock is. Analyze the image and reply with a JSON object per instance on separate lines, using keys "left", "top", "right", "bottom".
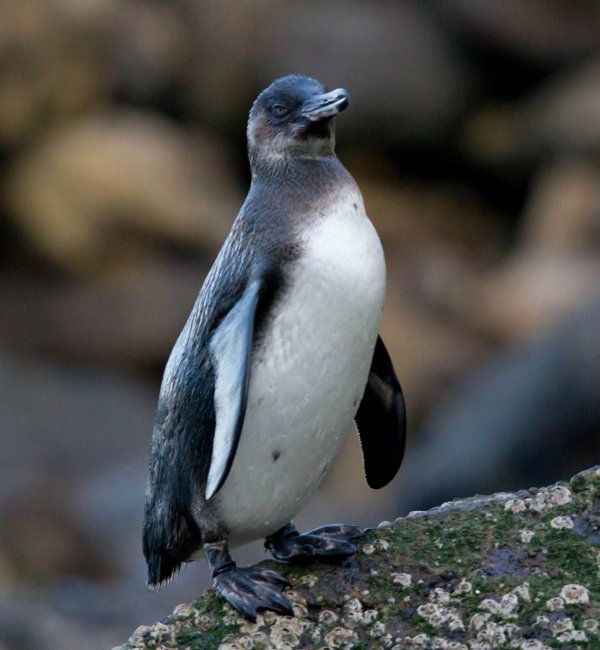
{"left": 116, "top": 466, "right": 600, "bottom": 649}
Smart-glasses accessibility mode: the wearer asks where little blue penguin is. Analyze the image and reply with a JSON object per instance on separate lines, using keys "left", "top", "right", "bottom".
{"left": 143, "top": 75, "right": 406, "bottom": 620}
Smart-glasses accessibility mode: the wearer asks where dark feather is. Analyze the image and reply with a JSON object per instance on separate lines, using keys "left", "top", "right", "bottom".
{"left": 356, "top": 335, "right": 406, "bottom": 489}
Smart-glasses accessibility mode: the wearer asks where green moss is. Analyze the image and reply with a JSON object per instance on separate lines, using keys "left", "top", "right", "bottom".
{"left": 189, "top": 590, "right": 223, "bottom": 614}
{"left": 544, "top": 531, "right": 598, "bottom": 583}
{"left": 174, "top": 623, "right": 240, "bottom": 650}
{"left": 571, "top": 468, "right": 600, "bottom": 500}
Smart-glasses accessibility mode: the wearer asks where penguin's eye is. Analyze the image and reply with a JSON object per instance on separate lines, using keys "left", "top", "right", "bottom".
{"left": 271, "top": 104, "right": 289, "bottom": 117}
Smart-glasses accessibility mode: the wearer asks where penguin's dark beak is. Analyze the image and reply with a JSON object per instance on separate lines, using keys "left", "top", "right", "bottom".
{"left": 297, "top": 89, "right": 350, "bottom": 122}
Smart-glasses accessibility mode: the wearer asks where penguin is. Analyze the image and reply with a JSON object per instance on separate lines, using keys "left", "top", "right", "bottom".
{"left": 143, "top": 75, "right": 406, "bottom": 620}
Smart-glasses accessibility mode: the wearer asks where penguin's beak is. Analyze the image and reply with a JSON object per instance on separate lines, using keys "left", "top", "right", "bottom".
{"left": 297, "top": 89, "right": 350, "bottom": 122}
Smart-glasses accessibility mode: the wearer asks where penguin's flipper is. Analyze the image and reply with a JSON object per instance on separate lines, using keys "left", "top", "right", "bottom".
{"left": 205, "top": 278, "right": 263, "bottom": 501}
{"left": 355, "top": 335, "right": 406, "bottom": 489}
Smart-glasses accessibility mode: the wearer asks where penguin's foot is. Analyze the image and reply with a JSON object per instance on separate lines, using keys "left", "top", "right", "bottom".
{"left": 204, "top": 540, "right": 293, "bottom": 622}
{"left": 265, "top": 522, "right": 364, "bottom": 563}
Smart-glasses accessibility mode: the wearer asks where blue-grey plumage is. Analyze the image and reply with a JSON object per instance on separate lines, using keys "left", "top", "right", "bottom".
{"left": 143, "top": 75, "right": 406, "bottom": 620}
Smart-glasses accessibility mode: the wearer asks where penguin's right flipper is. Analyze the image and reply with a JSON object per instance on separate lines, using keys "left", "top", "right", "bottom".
{"left": 205, "top": 278, "right": 263, "bottom": 501}
{"left": 355, "top": 335, "right": 406, "bottom": 489}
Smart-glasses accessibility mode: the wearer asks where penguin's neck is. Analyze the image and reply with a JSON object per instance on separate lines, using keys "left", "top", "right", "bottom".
{"left": 250, "top": 154, "right": 352, "bottom": 192}
{"left": 240, "top": 154, "right": 358, "bottom": 238}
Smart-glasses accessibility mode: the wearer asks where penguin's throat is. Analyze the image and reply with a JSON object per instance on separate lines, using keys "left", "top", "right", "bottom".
{"left": 249, "top": 133, "right": 336, "bottom": 171}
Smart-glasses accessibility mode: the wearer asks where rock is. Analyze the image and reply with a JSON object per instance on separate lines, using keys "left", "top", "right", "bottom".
{"left": 475, "top": 253, "right": 600, "bottom": 341}
{"left": 115, "top": 466, "right": 600, "bottom": 649}
{"left": 523, "top": 60, "right": 600, "bottom": 158}
{"left": 5, "top": 110, "right": 238, "bottom": 273}
{"left": 106, "top": 1, "right": 195, "bottom": 107}
{"left": 0, "top": 589, "right": 114, "bottom": 650}
{"left": 401, "top": 298, "right": 600, "bottom": 511}
{"left": 185, "top": 2, "right": 274, "bottom": 133}
{"left": 465, "top": 61, "right": 600, "bottom": 169}
{"left": 0, "top": 354, "right": 155, "bottom": 586}
{"left": 187, "top": 1, "right": 475, "bottom": 147}
{"left": 0, "top": 258, "right": 208, "bottom": 369}
{"left": 351, "top": 167, "right": 502, "bottom": 256}
{"left": 441, "top": 0, "right": 600, "bottom": 66}
{"left": 519, "top": 158, "right": 600, "bottom": 255}
{"left": 259, "top": 1, "right": 475, "bottom": 148}
{"left": 0, "top": 0, "right": 114, "bottom": 148}
{"left": 0, "top": 0, "right": 200, "bottom": 148}
{"left": 473, "top": 158, "right": 600, "bottom": 341}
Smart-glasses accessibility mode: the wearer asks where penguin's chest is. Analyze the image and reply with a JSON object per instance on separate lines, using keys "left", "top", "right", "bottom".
{"left": 213, "top": 192, "right": 385, "bottom": 543}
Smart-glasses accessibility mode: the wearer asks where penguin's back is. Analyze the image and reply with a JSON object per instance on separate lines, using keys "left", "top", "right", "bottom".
{"left": 211, "top": 180, "right": 386, "bottom": 544}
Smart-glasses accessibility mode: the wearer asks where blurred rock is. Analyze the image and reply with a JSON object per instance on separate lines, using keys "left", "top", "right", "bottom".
{"left": 0, "top": 0, "right": 114, "bottom": 148}
{"left": 185, "top": 2, "right": 273, "bottom": 133}
{"left": 0, "top": 354, "right": 154, "bottom": 583}
{"left": 461, "top": 103, "right": 528, "bottom": 171}
{"left": 524, "top": 59, "right": 600, "bottom": 157}
{"left": 352, "top": 167, "right": 502, "bottom": 256}
{"left": 188, "top": 1, "right": 475, "bottom": 148}
{"left": 441, "top": 0, "right": 600, "bottom": 66}
{"left": 0, "top": 0, "right": 201, "bottom": 148}
{"left": 107, "top": 1, "right": 195, "bottom": 107}
{"left": 0, "top": 477, "right": 109, "bottom": 586}
{"left": 475, "top": 253, "right": 600, "bottom": 341}
{"left": 473, "top": 158, "right": 600, "bottom": 341}
{"left": 263, "top": 1, "right": 476, "bottom": 148}
{"left": 0, "top": 589, "right": 110, "bottom": 650}
{"left": 400, "top": 298, "right": 600, "bottom": 512}
{"left": 379, "top": 288, "right": 488, "bottom": 423}
{"left": 5, "top": 111, "right": 238, "bottom": 273}
{"left": 0, "top": 258, "right": 208, "bottom": 369}
{"left": 465, "top": 60, "right": 600, "bottom": 168}
{"left": 520, "top": 158, "right": 600, "bottom": 254}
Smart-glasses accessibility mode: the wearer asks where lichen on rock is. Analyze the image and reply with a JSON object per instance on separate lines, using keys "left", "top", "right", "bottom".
{"left": 115, "top": 466, "right": 600, "bottom": 649}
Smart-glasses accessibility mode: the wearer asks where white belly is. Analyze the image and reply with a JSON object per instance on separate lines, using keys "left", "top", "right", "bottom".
{"left": 213, "top": 188, "right": 385, "bottom": 544}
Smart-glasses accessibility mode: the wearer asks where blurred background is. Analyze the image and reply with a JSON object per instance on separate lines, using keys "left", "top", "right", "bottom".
{"left": 1, "top": 1, "right": 600, "bottom": 647}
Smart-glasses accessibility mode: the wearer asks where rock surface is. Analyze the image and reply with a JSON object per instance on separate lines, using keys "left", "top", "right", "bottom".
{"left": 115, "top": 466, "right": 600, "bottom": 649}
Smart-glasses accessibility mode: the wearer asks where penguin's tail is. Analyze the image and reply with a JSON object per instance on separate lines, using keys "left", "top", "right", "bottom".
{"left": 143, "top": 497, "right": 201, "bottom": 588}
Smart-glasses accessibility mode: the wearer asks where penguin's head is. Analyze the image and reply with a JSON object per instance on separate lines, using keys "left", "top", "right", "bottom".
{"left": 247, "top": 75, "right": 349, "bottom": 165}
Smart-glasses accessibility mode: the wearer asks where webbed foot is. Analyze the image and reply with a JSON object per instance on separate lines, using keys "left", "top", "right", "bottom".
{"left": 204, "top": 540, "right": 293, "bottom": 622}
{"left": 265, "top": 522, "right": 364, "bottom": 563}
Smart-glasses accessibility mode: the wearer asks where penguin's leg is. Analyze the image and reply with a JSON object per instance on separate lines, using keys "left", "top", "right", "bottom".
{"left": 204, "top": 540, "right": 294, "bottom": 621}
{"left": 265, "top": 522, "right": 364, "bottom": 563}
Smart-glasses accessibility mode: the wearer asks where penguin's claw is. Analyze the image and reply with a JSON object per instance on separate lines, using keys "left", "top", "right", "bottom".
{"left": 213, "top": 566, "right": 293, "bottom": 622}
{"left": 266, "top": 522, "right": 364, "bottom": 563}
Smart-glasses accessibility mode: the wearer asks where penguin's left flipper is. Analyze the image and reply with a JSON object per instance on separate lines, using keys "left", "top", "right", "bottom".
{"left": 205, "top": 278, "right": 264, "bottom": 501}
{"left": 266, "top": 522, "right": 363, "bottom": 563}
{"left": 356, "top": 335, "right": 406, "bottom": 489}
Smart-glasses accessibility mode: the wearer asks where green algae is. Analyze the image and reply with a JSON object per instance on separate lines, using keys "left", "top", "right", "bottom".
{"left": 174, "top": 623, "right": 241, "bottom": 650}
